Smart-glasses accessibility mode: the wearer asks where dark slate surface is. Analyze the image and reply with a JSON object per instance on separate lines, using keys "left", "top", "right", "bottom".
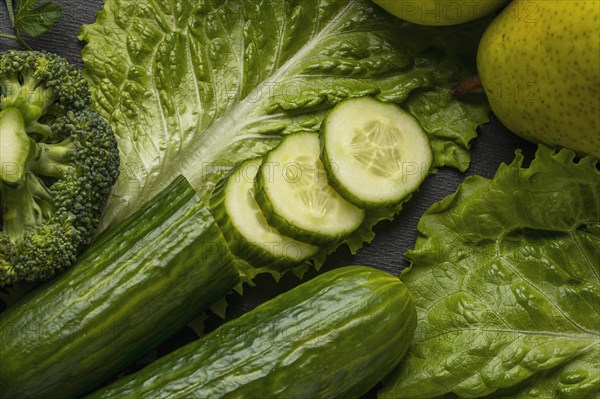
{"left": 1, "top": 1, "right": 537, "bottom": 397}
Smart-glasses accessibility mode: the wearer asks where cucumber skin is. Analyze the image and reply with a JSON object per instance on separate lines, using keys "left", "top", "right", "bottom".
{"left": 86, "top": 266, "right": 417, "bottom": 399}
{"left": 0, "top": 176, "right": 240, "bottom": 399}
{"left": 254, "top": 159, "right": 334, "bottom": 246}
{"left": 210, "top": 158, "right": 273, "bottom": 265}
{"left": 210, "top": 158, "right": 316, "bottom": 272}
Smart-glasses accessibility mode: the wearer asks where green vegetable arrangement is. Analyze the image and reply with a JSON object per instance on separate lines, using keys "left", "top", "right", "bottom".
{"left": 4, "top": 0, "right": 598, "bottom": 398}
{"left": 79, "top": 0, "right": 490, "bottom": 237}
{"left": 381, "top": 146, "right": 600, "bottom": 398}
{"left": 0, "top": 94, "right": 442, "bottom": 399}
{"left": 0, "top": 1, "right": 492, "bottom": 396}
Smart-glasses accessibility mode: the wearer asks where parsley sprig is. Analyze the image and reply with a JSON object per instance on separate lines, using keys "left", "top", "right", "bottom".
{"left": 1, "top": 0, "right": 62, "bottom": 50}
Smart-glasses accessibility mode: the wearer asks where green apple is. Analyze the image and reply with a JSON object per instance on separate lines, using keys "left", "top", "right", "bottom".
{"left": 477, "top": 0, "right": 600, "bottom": 158}
{"left": 372, "top": 0, "right": 509, "bottom": 26}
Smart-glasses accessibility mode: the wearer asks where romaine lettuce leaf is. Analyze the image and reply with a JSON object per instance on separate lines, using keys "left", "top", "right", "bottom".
{"left": 381, "top": 146, "right": 600, "bottom": 398}
{"left": 79, "top": 0, "right": 489, "bottom": 234}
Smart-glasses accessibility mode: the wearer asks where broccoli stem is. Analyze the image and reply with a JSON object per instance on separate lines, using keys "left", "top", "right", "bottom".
{"left": 27, "top": 121, "right": 54, "bottom": 140}
{"left": 0, "top": 108, "right": 37, "bottom": 186}
{"left": 2, "top": 75, "right": 56, "bottom": 124}
{"left": 26, "top": 173, "right": 56, "bottom": 218}
{"left": 1, "top": 181, "right": 44, "bottom": 241}
{"left": 30, "top": 140, "right": 76, "bottom": 179}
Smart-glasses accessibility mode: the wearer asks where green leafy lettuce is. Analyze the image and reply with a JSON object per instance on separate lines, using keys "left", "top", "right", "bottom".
{"left": 79, "top": 0, "right": 489, "bottom": 237}
{"left": 381, "top": 146, "right": 600, "bottom": 398}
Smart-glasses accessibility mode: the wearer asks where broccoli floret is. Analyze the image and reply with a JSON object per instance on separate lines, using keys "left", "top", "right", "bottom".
{"left": 0, "top": 50, "right": 120, "bottom": 285}
{"left": 0, "top": 235, "right": 17, "bottom": 286}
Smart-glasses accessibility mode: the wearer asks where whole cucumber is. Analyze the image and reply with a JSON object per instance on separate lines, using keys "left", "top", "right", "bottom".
{"left": 86, "top": 266, "right": 417, "bottom": 399}
{"left": 0, "top": 176, "right": 240, "bottom": 399}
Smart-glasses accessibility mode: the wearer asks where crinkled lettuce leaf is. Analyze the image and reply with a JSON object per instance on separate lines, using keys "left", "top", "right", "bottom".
{"left": 381, "top": 146, "right": 600, "bottom": 398}
{"left": 79, "top": 0, "right": 489, "bottom": 237}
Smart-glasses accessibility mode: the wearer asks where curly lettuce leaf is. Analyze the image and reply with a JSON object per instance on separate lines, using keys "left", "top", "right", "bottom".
{"left": 381, "top": 146, "right": 600, "bottom": 398}
{"left": 79, "top": 0, "right": 489, "bottom": 236}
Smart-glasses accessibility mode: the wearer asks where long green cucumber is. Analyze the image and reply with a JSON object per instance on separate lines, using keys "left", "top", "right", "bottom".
{"left": 86, "top": 266, "right": 417, "bottom": 399}
{"left": 0, "top": 176, "right": 240, "bottom": 399}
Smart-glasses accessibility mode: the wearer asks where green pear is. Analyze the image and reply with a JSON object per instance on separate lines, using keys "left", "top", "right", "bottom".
{"left": 372, "top": 0, "right": 509, "bottom": 26}
{"left": 477, "top": 0, "right": 600, "bottom": 158}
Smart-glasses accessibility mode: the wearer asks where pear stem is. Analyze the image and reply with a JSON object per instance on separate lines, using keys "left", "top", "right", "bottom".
{"left": 451, "top": 76, "right": 482, "bottom": 97}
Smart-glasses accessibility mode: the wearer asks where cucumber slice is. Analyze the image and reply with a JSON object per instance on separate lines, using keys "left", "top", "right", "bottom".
{"left": 256, "top": 132, "right": 365, "bottom": 245}
{"left": 211, "top": 158, "right": 318, "bottom": 270}
{"left": 321, "top": 97, "right": 433, "bottom": 208}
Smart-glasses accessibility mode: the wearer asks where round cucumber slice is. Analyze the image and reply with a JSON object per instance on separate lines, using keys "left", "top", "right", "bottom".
{"left": 256, "top": 132, "right": 365, "bottom": 245}
{"left": 211, "top": 158, "right": 318, "bottom": 270}
{"left": 321, "top": 97, "right": 433, "bottom": 208}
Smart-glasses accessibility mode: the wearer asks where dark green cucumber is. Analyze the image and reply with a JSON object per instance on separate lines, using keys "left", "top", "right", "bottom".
{"left": 85, "top": 266, "right": 417, "bottom": 399}
{"left": 0, "top": 176, "right": 240, "bottom": 399}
